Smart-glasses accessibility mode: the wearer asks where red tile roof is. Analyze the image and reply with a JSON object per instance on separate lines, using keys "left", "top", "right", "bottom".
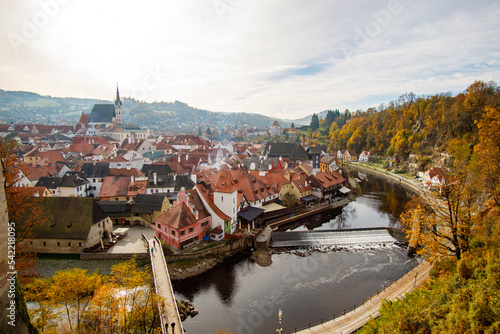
{"left": 211, "top": 169, "right": 237, "bottom": 193}
{"left": 195, "top": 185, "right": 231, "bottom": 221}
{"left": 156, "top": 202, "right": 197, "bottom": 229}
{"left": 99, "top": 176, "right": 130, "bottom": 198}
{"left": 311, "top": 170, "right": 345, "bottom": 188}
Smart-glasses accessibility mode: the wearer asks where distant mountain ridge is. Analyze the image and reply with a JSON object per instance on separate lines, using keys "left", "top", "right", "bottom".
{"left": 0, "top": 89, "right": 318, "bottom": 132}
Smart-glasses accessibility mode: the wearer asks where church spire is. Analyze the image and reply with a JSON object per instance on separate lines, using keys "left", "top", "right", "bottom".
{"left": 115, "top": 82, "right": 122, "bottom": 107}
{"left": 113, "top": 83, "right": 123, "bottom": 125}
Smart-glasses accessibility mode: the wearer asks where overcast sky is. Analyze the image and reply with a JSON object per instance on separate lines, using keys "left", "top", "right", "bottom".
{"left": 1, "top": 0, "right": 499, "bottom": 119}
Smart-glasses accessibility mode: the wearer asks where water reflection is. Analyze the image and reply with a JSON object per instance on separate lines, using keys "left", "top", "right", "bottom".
{"left": 292, "top": 172, "right": 413, "bottom": 232}
{"left": 355, "top": 171, "right": 414, "bottom": 227}
{"left": 172, "top": 253, "right": 248, "bottom": 306}
{"left": 328, "top": 204, "right": 357, "bottom": 229}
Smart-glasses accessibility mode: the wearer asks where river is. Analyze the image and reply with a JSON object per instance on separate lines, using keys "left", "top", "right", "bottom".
{"left": 172, "top": 172, "right": 419, "bottom": 333}
{"left": 34, "top": 172, "right": 418, "bottom": 333}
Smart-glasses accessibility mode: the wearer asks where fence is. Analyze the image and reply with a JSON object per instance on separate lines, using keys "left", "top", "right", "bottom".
{"left": 282, "top": 261, "right": 428, "bottom": 333}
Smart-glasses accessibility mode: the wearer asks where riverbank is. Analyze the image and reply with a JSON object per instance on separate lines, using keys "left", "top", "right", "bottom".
{"left": 348, "top": 163, "right": 424, "bottom": 196}
{"left": 167, "top": 256, "right": 224, "bottom": 280}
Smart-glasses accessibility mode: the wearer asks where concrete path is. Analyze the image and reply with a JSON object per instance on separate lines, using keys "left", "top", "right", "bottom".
{"left": 147, "top": 238, "right": 184, "bottom": 334}
{"left": 107, "top": 226, "right": 156, "bottom": 254}
{"left": 297, "top": 260, "right": 432, "bottom": 334}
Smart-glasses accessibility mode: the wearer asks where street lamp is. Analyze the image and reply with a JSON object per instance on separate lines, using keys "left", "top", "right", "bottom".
{"left": 276, "top": 309, "right": 282, "bottom": 334}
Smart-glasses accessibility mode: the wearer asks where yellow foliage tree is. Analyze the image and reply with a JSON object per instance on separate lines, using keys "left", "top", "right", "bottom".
{"left": 50, "top": 268, "right": 101, "bottom": 332}
{"left": 474, "top": 105, "right": 500, "bottom": 202}
{"left": 401, "top": 144, "right": 479, "bottom": 262}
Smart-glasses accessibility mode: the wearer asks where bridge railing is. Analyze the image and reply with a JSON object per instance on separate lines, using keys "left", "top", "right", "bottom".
{"left": 142, "top": 234, "right": 167, "bottom": 334}
{"left": 155, "top": 235, "right": 184, "bottom": 334}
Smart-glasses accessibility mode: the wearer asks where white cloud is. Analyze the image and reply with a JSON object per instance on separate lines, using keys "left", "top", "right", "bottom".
{"left": 1, "top": 0, "right": 499, "bottom": 120}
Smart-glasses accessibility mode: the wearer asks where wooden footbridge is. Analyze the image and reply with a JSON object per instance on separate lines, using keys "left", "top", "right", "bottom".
{"left": 143, "top": 235, "right": 184, "bottom": 334}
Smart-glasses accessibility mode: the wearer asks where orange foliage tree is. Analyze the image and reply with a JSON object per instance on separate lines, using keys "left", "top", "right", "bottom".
{"left": 0, "top": 137, "right": 51, "bottom": 283}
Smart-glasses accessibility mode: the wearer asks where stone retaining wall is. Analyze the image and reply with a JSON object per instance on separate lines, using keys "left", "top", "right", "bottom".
{"left": 164, "top": 238, "right": 249, "bottom": 262}
{"left": 80, "top": 252, "right": 149, "bottom": 260}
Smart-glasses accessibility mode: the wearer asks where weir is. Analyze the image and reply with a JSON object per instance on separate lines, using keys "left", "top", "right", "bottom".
{"left": 271, "top": 228, "right": 399, "bottom": 248}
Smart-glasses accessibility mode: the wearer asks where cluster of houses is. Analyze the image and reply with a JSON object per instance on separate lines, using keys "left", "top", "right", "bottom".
{"left": 6, "top": 116, "right": 351, "bottom": 254}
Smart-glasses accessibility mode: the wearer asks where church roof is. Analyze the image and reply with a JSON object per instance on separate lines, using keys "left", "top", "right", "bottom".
{"left": 88, "top": 104, "right": 116, "bottom": 123}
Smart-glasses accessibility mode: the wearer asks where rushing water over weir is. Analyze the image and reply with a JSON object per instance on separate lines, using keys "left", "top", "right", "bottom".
{"left": 272, "top": 228, "right": 398, "bottom": 248}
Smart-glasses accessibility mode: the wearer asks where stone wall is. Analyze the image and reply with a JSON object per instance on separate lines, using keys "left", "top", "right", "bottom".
{"left": 80, "top": 252, "right": 149, "bottom": 260}
{"left": 164, "top": 238, "right": 249, "bottom": 262}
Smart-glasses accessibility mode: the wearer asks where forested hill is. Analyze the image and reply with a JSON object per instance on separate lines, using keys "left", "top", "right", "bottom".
{"left": 327, "top": 81, "right": 500, "bottom": 161}
{"left": 0, "top": 90, "right": 294, "bottom": 132}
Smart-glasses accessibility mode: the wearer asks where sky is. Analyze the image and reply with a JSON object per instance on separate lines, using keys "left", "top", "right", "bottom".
{"left": 1, "top": 0, "right": 499, "bottom": 120}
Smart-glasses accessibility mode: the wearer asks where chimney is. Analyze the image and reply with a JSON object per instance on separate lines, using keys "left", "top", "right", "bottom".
{"left": 131, "top": 175, "right": 135, "bottom": 183}
{"left": 194, "top": 210, "right": 199, "bottom": 220}
{"left": 153, "top": 172, "right": 157, "bottom": 185}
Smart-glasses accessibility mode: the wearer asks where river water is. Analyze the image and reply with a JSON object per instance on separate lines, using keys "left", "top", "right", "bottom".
{"left": 34, "top": 172, "right": 418, "bottom": 333}
{"left": 173, "top": 173, "right": 419, "bottom": 333}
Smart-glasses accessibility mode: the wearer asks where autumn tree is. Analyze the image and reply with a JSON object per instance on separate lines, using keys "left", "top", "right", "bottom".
{"left": 401, "top": 144, "right": 479, "bottom": 262}
{"left": 24, "top": 268, "right": 101, "bottom": 332}
{"left": 1, "top": 137, "right": 51, "bottom": 283}
{"left": 473, "top": 105, "right": 500, "bottom": 202}
{"left": 282, "top": 193, "right": 300, "bottom": 208}
{"left": 106, "top": 256, "right": 162, "bottom": 333}
{"left": 25, "top": 257, "right": 163, "bottom": 333}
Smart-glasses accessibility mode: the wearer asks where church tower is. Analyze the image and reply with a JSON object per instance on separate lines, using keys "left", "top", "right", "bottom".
{"left": 113, "top": 84, "right": 123, "bottom": 125}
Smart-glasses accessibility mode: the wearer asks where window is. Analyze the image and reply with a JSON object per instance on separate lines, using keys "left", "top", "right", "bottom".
{"left": 79, "top": 243, "right": 82, "bottom": 247}
{"left": 164, "top": 226, "right": 168, "bottom": 232}
{"left": 57, "top": 242, "right": 60, "bottom": 246}
{"left": 68, "top": 242, "right": 72, "bottom": 246}
{"left": 43, "top": 242, "right": 46, "bottom": 246}
{"left": 180, "top": 230, "right": 185, "bottom": 236}
{"left": 157, "top": 223, "right": 161, "bottom": 229}
{"left": 189, "top": 227, "right": 194, "bottom": 233}
{"left": 221, "top": 196, "right": 223, "bottom": 203}
{"left": 171, "top": 230, "right": 176, "bottom": 236}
